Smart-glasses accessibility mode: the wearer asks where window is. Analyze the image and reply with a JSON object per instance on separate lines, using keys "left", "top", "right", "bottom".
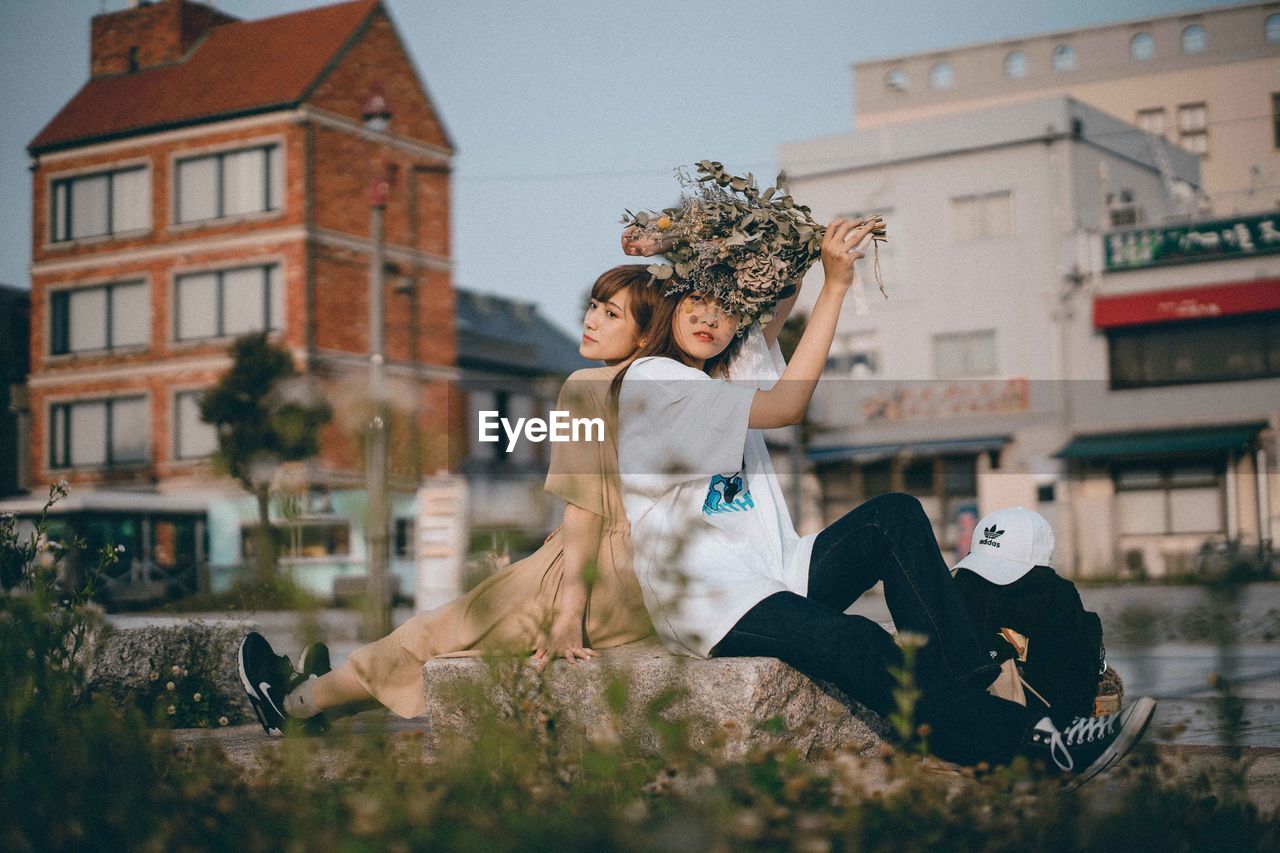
{"left": 1130, "top": 32, "right": 1155, "bottom": 61}
{"left": 885, "top": 69, "right": 909, "bottom": 91}
{"left": 1136, "top": 107, "right": 1166, "bottom": 138}
{"left": 1003, "top": 51, "right": 1028, "bottom": 80}
{"left": 173, "top": 391, "right": 218, "bottom": 460}
{"left": 50, "top": 166, "right": 149, "bottom": 242}
{"left": 950, "top": 191, "right": 1013, "bottom": 240}
{"left": 1052, "top": 44, "right": 1077, "bottom": 72}
{"left": 175, "top": 144, "right": 282, "bottom": 224}
{"left": 1181, "top": 24, "right": 1206, "bottom": 54}
{"left": 174, "top": 264, "right": 282, "bottom": 341}
{"left": 1177, "top": 102, "right": 1208, "bottom": 156}
{"left": 1267, "top": 13, "right": 1280, "bottom": 43}
{"left": 1115, "top": 462, "right": 1223, "bottom": 536}
{"left": 243, "top": 520, "right": 350, "bottom": 560}
{"left": 934, "top": 330, "right": 997, "bottom": 379}
{"left": 826, "top": 332, "right": 880, "bottom": 377}
{"left": 1106, "top": 188, "right": 1143, "bottom": 228}
{"left": 1108, "top": 311, "right": 1280, "bottom": 389}
{"left": 49, "top": 396, "right": 147, "bottom": 469}
{"left": 1273, "top": 93, "right": 1280, "bottom": 149}
{"left": 394, "top": 518, "right": 415, "bottom": 558}
{"left": 50, "top": 281, "right": 148, "bottom": 355}
{"left": 929, "top": 62, "right": 954, "bottom": 90}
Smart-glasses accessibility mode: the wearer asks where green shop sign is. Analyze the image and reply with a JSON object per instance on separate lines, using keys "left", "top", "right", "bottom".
{"left": 1104, "top": 212, "right": 1280, "bottom": 272}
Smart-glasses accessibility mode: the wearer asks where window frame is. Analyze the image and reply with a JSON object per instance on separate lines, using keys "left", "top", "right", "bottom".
{"left": 929, "top": 62, "right": 954, "bottom": 90}
{"left": 172, "top": 388, "right": 219, "bottom": 461}
{"left": 1106, "top": 311, "right": 1280, "bottom": 390}
{"left": 933, "top": 329, "right": 998, "bottom": 380}
{"left": 1136, "top": 107, "right": 1166, "bottom": 138}
{"left": 949, "top": 191, "right": 1014, "bottom": 241}
{"left": 171, "top": 262, "right": 283, "bottom": 343}
{"left": 1177, "top": 102, "right": 1208, "bottom": 157}
{"left": 1051, "top": 44, "right": 1077, "bottom": 73}
{"left": 172, "top": 141, "right": 282, "bottom": 226}
{"left": 48, "top": 279, "right": 149, "bottom": 356}
{"left": 1267, "top": 13, "right": 1280, "bottom": 44}
{"left": 242, "top": 518, "right": 353, "bottom": 562}
{"left": 1130, "top": 32, "right": 1155, "bottom": 61}
{"left": 1112, "top": 458, "right": 1225, "bottom": 536}
{"left": 1272, "top": 93, "right": 1280, "bottom": 150}
{"left": 1181, "top": 24, "right": 1207, "bottom": 55}
{"left": 47, "top": 394, "right": 150, "bottom": 471}
{"left": 48, "top": 161, "right": 151, "bottom": 245}
{"left": 1003, "top": 50, "right": 1029, "bottom": 80}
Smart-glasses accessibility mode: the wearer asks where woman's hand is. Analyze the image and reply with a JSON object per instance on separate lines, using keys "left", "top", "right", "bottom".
{"left": 621, "top": 226, "right": 669, "bottom": 257}
{"left": 819, "top": 218, "right": 876, "bottom": 289}
{"left": 533, "top": 606, "right": 599, "bottom": 671}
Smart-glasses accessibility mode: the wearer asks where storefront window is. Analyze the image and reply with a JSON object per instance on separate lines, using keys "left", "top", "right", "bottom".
{"left": 1114, "top": 462, "right": 1223, "bottom": 535}
{"left": 1108, "top": 311, "right": 1280, "bottom": 388}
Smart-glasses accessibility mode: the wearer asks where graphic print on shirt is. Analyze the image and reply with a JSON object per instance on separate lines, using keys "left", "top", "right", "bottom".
{"left": 702, "top": 468, "right": 755, "bottom": 515}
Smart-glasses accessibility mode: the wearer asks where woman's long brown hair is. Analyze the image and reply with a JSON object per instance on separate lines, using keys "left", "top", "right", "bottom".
{"left": 608, "top": 292, "right": 746, "bottom": 401}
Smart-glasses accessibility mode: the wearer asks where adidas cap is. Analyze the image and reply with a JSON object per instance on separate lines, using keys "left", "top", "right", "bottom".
{"left": 954, "top": 506, "right": 1054, "bottom": 585}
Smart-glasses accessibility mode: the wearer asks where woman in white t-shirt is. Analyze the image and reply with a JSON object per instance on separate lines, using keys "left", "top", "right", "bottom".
{"left": 614, "top": 219, "right": 1151, "bottom": 777}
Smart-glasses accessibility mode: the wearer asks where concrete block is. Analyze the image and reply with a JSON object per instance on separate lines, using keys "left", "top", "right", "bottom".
{"left": 85, "top": 617, "right": 258, "bottom": 720}
{"left": 422, "top": 638, "right": 890, "bottom": 761}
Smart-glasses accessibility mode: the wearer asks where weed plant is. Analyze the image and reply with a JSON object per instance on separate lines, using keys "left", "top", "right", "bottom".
{"left": 2, "top": 486, "right": 1279, "bottom": 851}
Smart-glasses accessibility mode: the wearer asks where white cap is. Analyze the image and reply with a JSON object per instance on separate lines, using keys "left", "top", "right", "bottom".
{"left": 954, "top": 506, "right": 1054, "bottom": 585}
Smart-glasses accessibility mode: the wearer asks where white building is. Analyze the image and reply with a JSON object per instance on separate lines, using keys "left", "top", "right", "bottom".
{"left": 779, "top": 95, "right": 1278, "bottom": 576}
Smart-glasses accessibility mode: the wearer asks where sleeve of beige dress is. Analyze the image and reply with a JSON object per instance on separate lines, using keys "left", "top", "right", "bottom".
{"left": 542, "top": 371, "right": 607, "bottom": 516}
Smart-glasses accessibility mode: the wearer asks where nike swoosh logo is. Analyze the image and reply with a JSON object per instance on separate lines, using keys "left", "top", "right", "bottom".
{"left": 259, "top": 682, "right": 285, "bottom": 720}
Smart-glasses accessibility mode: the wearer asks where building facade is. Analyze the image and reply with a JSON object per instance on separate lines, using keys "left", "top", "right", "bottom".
{"left": 15, "top": 0, "right": 458, "bottom": 601}
{"left": 781, "top": 96, "right": 1279, "bottom": 576}
{"left": 851, "top": 2, "right": 1280, "bottom": 217}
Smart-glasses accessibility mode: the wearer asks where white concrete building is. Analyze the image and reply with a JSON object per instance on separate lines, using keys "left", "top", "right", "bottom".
{"left": 779, "top": 96, "right": 1278, "bottom": 576}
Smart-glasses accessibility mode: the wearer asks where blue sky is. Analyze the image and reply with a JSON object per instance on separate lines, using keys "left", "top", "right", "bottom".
{"left": 0, "top": 0, "right": 1244, "bottom": 334}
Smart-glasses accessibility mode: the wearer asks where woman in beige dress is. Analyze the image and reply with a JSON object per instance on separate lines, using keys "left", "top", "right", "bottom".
{"left": 238, "top": 266, "right": 659, "bottom": 731}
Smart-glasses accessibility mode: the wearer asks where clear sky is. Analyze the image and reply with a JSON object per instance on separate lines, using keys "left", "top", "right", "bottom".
{"left": 0, "top": 0, "right": 1246, "bottom": 335}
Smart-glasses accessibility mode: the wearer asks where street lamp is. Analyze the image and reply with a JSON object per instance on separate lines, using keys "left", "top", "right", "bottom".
{"left": 363, "top": 87, "right": 395, "bottom": 639}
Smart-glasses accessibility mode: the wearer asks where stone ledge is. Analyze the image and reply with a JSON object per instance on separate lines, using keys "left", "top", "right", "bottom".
{"left": 422, "top": 638, "right": 891, "bottom": 761}
{"left": 85, "top": 618, "right": 259, "bottom": 720}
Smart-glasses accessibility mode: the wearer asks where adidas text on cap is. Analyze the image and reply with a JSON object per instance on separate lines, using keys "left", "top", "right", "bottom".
{"left": 954, "top": 506, "right": 1055, "bottom": 585}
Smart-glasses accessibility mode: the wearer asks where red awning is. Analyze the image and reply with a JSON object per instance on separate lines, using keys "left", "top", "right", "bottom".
{"left": 1093, "top": 279, "right": 1280, "bottom": 328}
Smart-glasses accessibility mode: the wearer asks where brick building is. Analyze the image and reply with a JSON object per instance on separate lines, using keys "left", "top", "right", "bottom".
{"left": 17, "top": 0, "right": 458, "bottom": 600}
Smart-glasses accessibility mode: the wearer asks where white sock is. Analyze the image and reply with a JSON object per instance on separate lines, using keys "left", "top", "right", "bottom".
{"left": 283, "top": 678, "right": 322, "bottom": 719}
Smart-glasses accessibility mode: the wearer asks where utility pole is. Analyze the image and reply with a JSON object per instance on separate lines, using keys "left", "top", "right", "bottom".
{"left": 363, "top": 88, "right": 394, "bottom": 639}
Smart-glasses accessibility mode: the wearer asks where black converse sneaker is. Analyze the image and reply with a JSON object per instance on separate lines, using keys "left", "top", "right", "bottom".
{"left": 1022, "top": 696, "right": 1157, "bottom": 790}
{"left": 238, "top": 632, "right": 304, "bottom": 737}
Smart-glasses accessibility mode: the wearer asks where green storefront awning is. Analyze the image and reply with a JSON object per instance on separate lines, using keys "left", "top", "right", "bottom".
{"left": 1054, "top": 423, "right": 1265, "bottom": 460}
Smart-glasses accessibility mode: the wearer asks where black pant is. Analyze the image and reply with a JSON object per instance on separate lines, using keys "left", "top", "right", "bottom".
{"left": 711, "top": 492, "right": 1035, "bottom": 766}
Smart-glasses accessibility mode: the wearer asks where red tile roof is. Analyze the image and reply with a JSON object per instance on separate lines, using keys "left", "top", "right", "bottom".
{"left": 30, "top": 0, "right": 379, "bottom": 153}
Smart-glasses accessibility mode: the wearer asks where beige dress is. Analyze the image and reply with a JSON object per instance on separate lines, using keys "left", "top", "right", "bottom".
{"left": 347, "top": 365, "right": 652, "bottom": 718}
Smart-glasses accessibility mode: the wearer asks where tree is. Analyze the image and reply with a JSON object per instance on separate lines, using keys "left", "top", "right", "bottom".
{"left": 199, "top": 333, "right": 332, "bottom": 583}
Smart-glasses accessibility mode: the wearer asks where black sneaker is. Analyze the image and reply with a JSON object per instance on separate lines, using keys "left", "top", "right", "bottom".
{"left": 293, "top": 642, "right": 333, "bottom": 735}
{"left": 237, "top": 631, "right": 303, "bottom": 737}
{"left": 298, "top": 642, "right": 331, "bottom": 679}
{"left": 1021, "top": 696, "right": 1157, "bottom": 790}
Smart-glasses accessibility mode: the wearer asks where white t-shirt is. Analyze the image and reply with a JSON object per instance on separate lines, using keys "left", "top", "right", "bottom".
{"left": 618, "top": 326, "right": 816, "bottom": 657}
